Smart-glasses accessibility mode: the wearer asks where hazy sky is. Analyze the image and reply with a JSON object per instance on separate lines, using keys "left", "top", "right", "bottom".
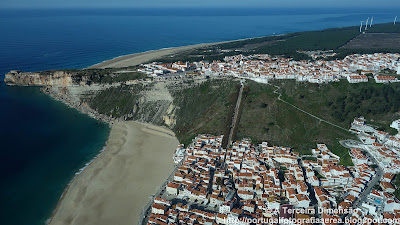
{"left": 1, "top": 0, "right": 400, "bottom": 8}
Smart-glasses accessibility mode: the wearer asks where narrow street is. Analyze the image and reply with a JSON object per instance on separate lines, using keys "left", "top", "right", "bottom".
{"left": 340, "top": 140, "right": 384, "bottom": 221}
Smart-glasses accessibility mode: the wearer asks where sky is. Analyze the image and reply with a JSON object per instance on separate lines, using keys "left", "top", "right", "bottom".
{"left": 1, "top": 0, "right": 400, "bottom": 8}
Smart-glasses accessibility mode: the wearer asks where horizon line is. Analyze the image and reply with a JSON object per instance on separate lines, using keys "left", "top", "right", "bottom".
{"left": 2, "top": 6, "right": 400, "bottom": 10}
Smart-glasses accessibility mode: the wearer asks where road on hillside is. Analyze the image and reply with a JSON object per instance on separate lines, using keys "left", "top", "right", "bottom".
{"left": 351, "top": 148, "right": 383, "bottom": 208}
{"left": 226, "top": 80, "right": 245, "bottom": 147}
{"left": 340, "top": 142, "right": 383, "bottom": 222}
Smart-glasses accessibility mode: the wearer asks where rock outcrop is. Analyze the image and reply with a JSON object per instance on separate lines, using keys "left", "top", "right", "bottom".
{"left": 3, "top": 69, "right": 207, "bottom": 128}
{"left": 4, "top": 70, "right": 76, "bottom": 86}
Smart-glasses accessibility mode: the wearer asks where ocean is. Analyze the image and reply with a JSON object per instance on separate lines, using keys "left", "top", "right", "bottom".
{"left": 0, "top": 7, "right": 399, "bottom": 225}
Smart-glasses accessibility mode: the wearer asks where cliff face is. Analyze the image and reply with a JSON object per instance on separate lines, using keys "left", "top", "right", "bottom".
{"left": 4, "top": 70, "right": 80, "bottom": 86}
{"left": 3, "top": 68, "right": 211, "bottom": 129}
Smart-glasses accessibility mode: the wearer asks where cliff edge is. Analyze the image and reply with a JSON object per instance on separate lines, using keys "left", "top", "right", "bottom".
{"left": 4, "top": 70, "right": 76, "bottom": 86}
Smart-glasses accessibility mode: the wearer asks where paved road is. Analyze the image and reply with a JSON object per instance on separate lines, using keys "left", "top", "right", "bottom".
{"left": 339, "top": 140, "right": 366, "bottom": 149}
{"left": 340, "top": 142, "right": 383, "bottom": 222}
{"left": 352, "top": 148, "right": 383, "bottom": 208}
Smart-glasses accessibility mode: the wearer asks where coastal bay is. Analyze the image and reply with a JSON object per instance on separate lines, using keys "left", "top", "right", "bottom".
{"left": 49, "top": 121, "right": 179, "bottom": 225}
{"left": 2, "top": 8, "right": 400, "bottom": 225}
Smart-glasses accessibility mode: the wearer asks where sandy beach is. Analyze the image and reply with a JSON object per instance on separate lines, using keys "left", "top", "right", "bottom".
{"left": 88, "top": 40, "right": 235, "bottom": 69}
{"left": 50, "top": 121, "right": 179, "bottom": 225}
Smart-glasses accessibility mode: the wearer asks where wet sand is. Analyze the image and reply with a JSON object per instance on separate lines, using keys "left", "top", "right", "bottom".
{"left": 49, "top": 121, "right": 179, "bottom": 225}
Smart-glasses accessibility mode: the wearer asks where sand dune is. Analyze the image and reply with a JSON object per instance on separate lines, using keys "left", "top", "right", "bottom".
{"left": 50, "top": 121, "right": 179, "bottom": 225}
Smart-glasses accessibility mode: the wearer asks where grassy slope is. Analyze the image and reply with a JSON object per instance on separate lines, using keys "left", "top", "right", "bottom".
{"left": 277, "top": 80, "right": 400, "bottom": 130}
{"left": 86, "top": 80, "right": 400, "bottom": 167}
{"left": 237, "top": 80, "right": 400, "bottom": 166}
{"left": 236, "top": 80, "right": 354, "bottom": 165}
{"left": 87, "top": 84, "right": 145, "bottom": 118}
{"left": 171, "top": 79, "right": 239, "bottom": 146}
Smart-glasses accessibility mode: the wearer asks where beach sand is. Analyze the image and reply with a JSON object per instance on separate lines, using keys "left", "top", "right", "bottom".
{"left": 88, "top": 41, "right": 232, "bottom": 69}
{"left": 50, "top": 121, "right": 179, "bottom": 225}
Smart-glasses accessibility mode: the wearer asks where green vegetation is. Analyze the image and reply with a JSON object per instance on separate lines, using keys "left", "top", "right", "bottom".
{"left": 157, "top": 26, "right": 363, "bottom": 62}
{"left": 327, "top": 81, "right": 400, "bottom": 126}
{"left": 302, "top": 156, "right": 317, "bottom": 161}
{"left": 236, "top": 80, "right": 400, "bottom": 166}
{"left": 379, "top": 69, "right": 398, "bottom": 76}
{"left": 329, "top": 48, "right": 400, "bottom": 60}
{"left": 87, "top": 84, "right": 145, "bottom": 118}
{"left": 84, "top": 77, "right": 400, "bottom": 167}
{"left": 155, "top": 23, "right": 400, "bottom": 63}
{"left": 40, "top": 68, "right": 147, "bottom": 84}
{"left": 236, "top": 80, "right": 354, "bottom": 162}
{"left": 315, "top": 170, "right": 326, "bottom": 179}
{"left": 80, "top": 23, "right": 400, "bottom": 164}
{"left": 276, "top": 80, "right": 400, "bottom": 131}
{"left": 374, "top": 184, "right": 383, "bottom": 191}
{"left": 366, "top": 23, "right": 400, "bottom": 33}
{"left": 75, "top": 70, "right": 147, "bottom": 84}
{"left": 217, "top": 33, "right": 296, "bottom": 49}
{"left": 171, "top": 79, "right": 239, "bottom": 146}
{"left": 252, "top": 27, "right": 360, "bottom": 59}
{"left": 394, "top": 175, "right": 400, "bottom": 200}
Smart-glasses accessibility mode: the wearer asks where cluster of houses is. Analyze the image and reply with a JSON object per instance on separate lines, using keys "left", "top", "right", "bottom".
{"left": 351, "top": 117, "right": 400, "bottom": 174}
{"left": 344, "top": 117, "right": 400, "bottom": 223}
{"left": 345, "top": 186, "right": 400, "bottom": 224}
{"left": 139, "top": 53, "right": 400, "bottom": 84}
{"left": 145, "top": 132, "right": 400, "bottom": 225}
{"left": 138, "top": 61, "right": 193, "bottom": 76}
{"left": 344, "top": 169, "right": 400, "bottom": 224}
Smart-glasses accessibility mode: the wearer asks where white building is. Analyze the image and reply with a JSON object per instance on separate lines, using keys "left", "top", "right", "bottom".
{"left": 390, "top": 119, "right": 400, "bottom": 131}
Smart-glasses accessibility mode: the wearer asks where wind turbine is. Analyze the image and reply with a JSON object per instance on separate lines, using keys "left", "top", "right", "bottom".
{"left": 360, "top": 21, "right": 364, "bottom": 33}
{"left": 395, "top": 16, "right": 398, "bottom": 25}
{"left": 370, "top": 16, "right": 373, "bottom": 27}
{"left": 365, "top": 17, "right": 369, "bottom": 30}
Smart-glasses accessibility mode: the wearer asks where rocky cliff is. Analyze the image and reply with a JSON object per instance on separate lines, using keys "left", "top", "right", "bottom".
{"left": 3, "top": 68, "right": 229, "bottom": 138}
{"left": 4, "top": 70, "right": 77, "bottom": 86}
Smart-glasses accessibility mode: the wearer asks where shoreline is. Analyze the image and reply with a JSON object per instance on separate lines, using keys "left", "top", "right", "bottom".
{"left": 41, "top": 86, "right": 115, "bottom": 124}
{"left": 88, "top": 42, "right": 227, "bottom": 69}
{"left": 49, "top": 120, "right": 179, "bottom": 225}
{"left": 87, "top": 35, "right": 274, "bottom": 69}
{"left": 46, "top": 144, "right": 108, "bottom": 224}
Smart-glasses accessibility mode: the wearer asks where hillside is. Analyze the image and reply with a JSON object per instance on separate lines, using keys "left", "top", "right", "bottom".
{"left": 235, "top": 80, "right": 400, "bottom": 166}
{"left": 83, "top": 78, "right": 400, "bottom": 167}
{"left": 5, "top": 22, "right": 400, "bottom": 167}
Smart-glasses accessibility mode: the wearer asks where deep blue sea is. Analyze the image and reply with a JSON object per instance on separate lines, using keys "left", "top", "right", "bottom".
{"left": 0, "top": 7, "right": 399, "bottom": 225}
